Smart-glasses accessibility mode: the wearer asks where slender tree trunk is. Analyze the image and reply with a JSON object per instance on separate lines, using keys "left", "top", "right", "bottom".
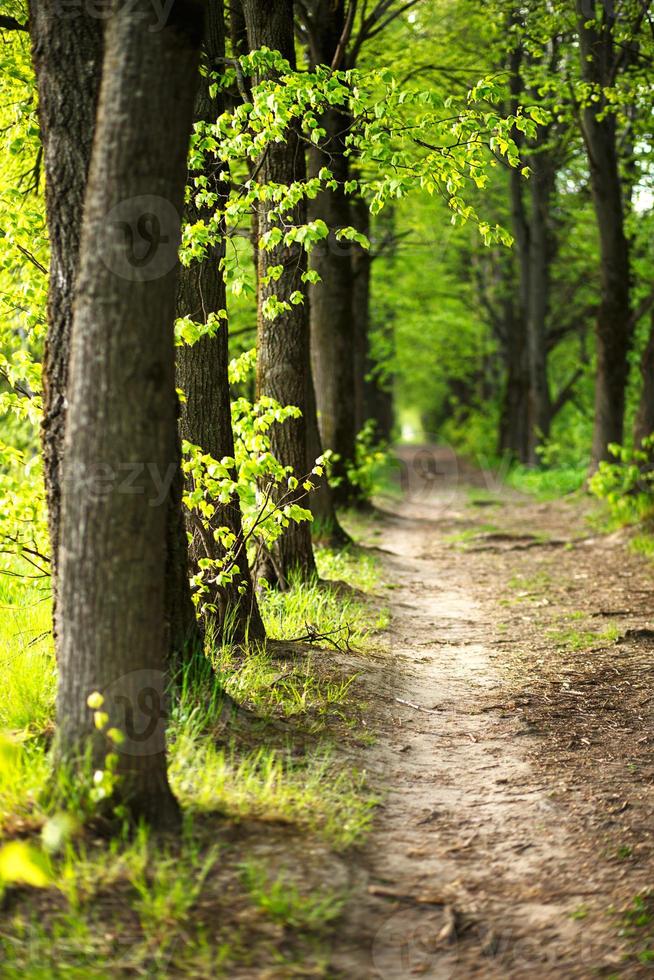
{"left": 507, "top": 42, "right": 534, "bottom": 466}
{"left": 352, "top": 199, "right": 395, "bottom": 444}
{"left": 352, "top": 196, "right": 372, "bottom": 435}
{"left": 525, "top": 151, "right": 554, "bottom": 459}
{"left": 307, "top": 113, "right": 358, "bottom": 504}
{"left": 28, "top": 1, "right": 102, "bottom": 621}
{"left": 498, "top": 301, "right": 530, "bottom": 461}
{"left": 57, "top": 0, "right": 203, "bottom": 828}
{"left": 576, "top": 1, "right": 632, "bottom": 469}
{"left": 242, "top": 0, "right": 316, "bottom": 585}
{"left": 177, "top": 0, "right": 265, "bottom": 641}
{"left": 303, "top": 1, "right": 359, "bottom": 504}
{"left": 305, "top": 315, "right": 351, "bottom": 545}
{"left": 634, "top": 309, "right": 654, "bottom": 449}
{"left": 165, "top": 434, "right": 201, "bottom": 660}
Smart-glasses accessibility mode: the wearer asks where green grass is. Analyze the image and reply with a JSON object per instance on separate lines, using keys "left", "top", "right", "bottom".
{"left": 259, "top": 553, "right": 389, "bottom": 647}
{"left": 0, "top": 820, "right": 342, "bottom": 977}
{"left": 0, "top": 538, "right": 385, "bottom": 975}
{"left": 445, "top": 523, "right": 499, "bottom": 545}
{"left": 0, "top": 580, "right": 54, "bottom": 734}
{"left": 546, "top": 624, "right": 620, "bottom": 651}
{"left": 618, "top": 893, "right": 654, "bottom": 966}
{"left": 170, "top": 737, "right": 375, "bottom": 849}
{"left": 507, "top": 464, "right": 587, "bottom": 500}
{"left": 507, "top": 571, "right": 552, "bottom": 593}
{"left": 239, "top": 859, "right": 346, "bottom": 930}
{"left": 630, "top": 532, "right": 654, "bottom": 560}
{"left": 211, "top": 645, "right": 360, "bottom": 724}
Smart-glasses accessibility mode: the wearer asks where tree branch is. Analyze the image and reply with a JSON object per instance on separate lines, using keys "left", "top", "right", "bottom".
{"left": 0, "top": 15, "right": 28, "bottom": 32}
{"left": 550, "top": 368, "right": 583, "bottom": 420}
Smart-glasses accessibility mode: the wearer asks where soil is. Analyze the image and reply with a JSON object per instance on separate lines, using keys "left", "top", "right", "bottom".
{"left": 331, "top": 446, "right": 654, "bottom": 979}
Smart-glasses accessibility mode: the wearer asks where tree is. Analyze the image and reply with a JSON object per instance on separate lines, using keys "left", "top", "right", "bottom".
{"left": 303, "top": 0, "right": 359, "bottom": 506}
{"left": 576, "top": 0, "right": 633, "bottom": 467}
{"left": 56, "top": 0, "right": 204, "bottom": 827}
{"left": 241, "top": 0, "right": 317, "bottom": 585}
{"left": 177, "top": 0, "right": 265, "bottom": 640}
{"left": 506, "top": 29, "right": 557, "bottom": 464}
{"left": 28, "top": 0, "right": 102, "bottom": 612}
{"left": 29, "top": 0, "right": 199, "bottom": 662}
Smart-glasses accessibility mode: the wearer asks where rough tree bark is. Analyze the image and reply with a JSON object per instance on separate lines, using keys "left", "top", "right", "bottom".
{"left": 576, "top": 1, "right": 632, "bottom": 468}
{"left": 304, "top": 0, "right": 358, "bottom": 504}
{"left": 242, "top": 0, "right": 317, "bottom": 585}
{"left": 351, "top": 196, "right": 395, "bottom": 442}
{"left": 499, "top": 299, "right": 530, "bottom": 461}
{"left": 634, "top": 309, "right": 654, "bottom": 449}
{"left": 525, "top": 148, "right": 555, "bottom": 459}
{"left": 507, "top": 38, "right": 554, "bottom": 465}
{"left": 29, "top": 1, "right": 198, "bottom": 662}
{"left": 352, "top": 195, "right": 373, "bottom": 435}
{"left": 56, "top": 0, "right": 203, "bottom": 827}
{"left": 28, "top": 0, "right": 102, "bottom": 608}
{"left": 177, "top": 0, "right": 265, "bottom": 641}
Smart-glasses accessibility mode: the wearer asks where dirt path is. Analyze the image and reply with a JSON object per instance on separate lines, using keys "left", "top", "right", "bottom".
{"left": 333, "top": 448, "right": 654, "bottom": 978}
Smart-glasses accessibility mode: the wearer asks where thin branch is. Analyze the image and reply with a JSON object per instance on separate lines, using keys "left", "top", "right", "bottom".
{"left": 550, "top": 368, "right": 583, "bottom": 420}
{"left": 331, "top": 0, "right": 358, "bottom": 70}
{"left": 0, "top": 15, "right": 28, "bottom": 31}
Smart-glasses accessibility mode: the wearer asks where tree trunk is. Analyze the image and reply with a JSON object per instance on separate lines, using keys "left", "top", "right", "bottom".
{"left": 164, "top": 425, "right": 202, "bottom": 660}
{"left": 56, "top": 0, "right": 203, "bottom": 828}
{"left": 507, "top": 42, "right": 534, "bottom": 466}
{"left": 525, "top": 150, "right": 554, "bottom": 459}
{"left": 177, "top": 0, "right": 265, "bottom": 641}
{"left": 634, "top": 309, "right": 654, "bottom": 449}
{"left": 28, "top": 0, "right": 102, "bottom": 620}
{"left": 498, "top": 300, "right": 530, "bottom": 461}
{"left": 307, "top": 113, "right": 358, "bottom": 505}
{"left": 303, "top": 1, "right": 358, "bottom": 505}
{"left": 577, "top": 1, "right": 632, "bottom": 469}
{"left": 352, "top": 195, "right": 372, "bottom": 435}
{"left": 242, "top": 0, "right": 316, "bottom": 585}
{"left": 29, "top": 1, "right": 198, "bottom": 663}
{"left": 305, "top": 315, "right": 351, "bottom": 546}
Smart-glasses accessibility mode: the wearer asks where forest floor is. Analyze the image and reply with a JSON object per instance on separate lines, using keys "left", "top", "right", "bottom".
{"left": 330, "top": 446, "right": 654, "bottom": 978}
{"left": 5, "top": 447, "right": 654, "bottom": 978}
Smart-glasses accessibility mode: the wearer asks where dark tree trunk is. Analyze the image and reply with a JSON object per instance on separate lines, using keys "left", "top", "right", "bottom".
{"left": 30, "top": 0, "right": 198, "bottom": 663}
{"left": 56, "top": 0, "right": 203, "bottom": 828}
{"left": 242, "top": 0, "right": 316, "bottom": 585}
{"left": 498, "top": 301, "right": 530, "bottom": 461}
{"left": 307, "top": 117, "right": 358, "bottom": 505}
{"left": 304, "top": 0, "right": 358, "bottom": 504}
{"left": 577, "top": 1, "right": 632, "bottom": 469}
{"left": 305, "top": 316, "right": 351, "bottom": 545}
{"left": 165, "top": 430, "right": 201, "bottom": 660}
{"left": 28, "top": 0, "right": 102, "bottom": 618}
{"left": 352, "top": 195, "right": 372, "bottom": 434}
{"left": 525, "top": 151, "right": 554, "bottom": 458}
{"left": 507, "top": 42, "right": 537, "bottom": 466}
{"left": 634, "top": 309, "right": 654, "bottom": 449}
{"left": 177, "top": 0, "right": 265, "bottom": 641}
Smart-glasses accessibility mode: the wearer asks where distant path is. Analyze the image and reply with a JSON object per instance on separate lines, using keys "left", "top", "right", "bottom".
{"left": 333, "top": 446, "right": 654, "bottom": 978}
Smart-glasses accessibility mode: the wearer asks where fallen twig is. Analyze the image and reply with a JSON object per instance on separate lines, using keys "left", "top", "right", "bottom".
{"left": 395, "top": 697, "right": 443, "bottom": 713}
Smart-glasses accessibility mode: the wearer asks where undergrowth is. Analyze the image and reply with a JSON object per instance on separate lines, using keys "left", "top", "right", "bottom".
{"left": 507, "top": 464, "right": 587, "bottom": 500}
{"left": 0, "top": 538, "right": 384, "bottom": 975}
